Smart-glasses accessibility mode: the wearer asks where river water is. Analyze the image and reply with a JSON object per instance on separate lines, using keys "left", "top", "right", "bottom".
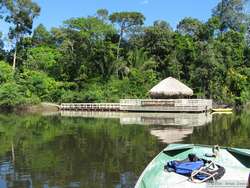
{"left": 0, "top": 109, "right": 249, "bottom": 188}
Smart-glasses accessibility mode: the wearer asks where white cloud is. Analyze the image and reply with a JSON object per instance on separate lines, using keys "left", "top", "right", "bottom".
{"left": 140, "top": 0, "right": 149, "bottom": 5}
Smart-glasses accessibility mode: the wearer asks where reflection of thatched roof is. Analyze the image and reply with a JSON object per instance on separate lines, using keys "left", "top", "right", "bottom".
{"left": 149, "top": 77, "right": 193, "bottom": 98}
{"left": 150, "top": 128, "right": 193, "bottom": 144}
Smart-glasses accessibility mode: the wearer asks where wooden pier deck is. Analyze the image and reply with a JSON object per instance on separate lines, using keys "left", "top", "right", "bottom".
{"left": 60, "top": 103, "right": 120, "bottom": 111}
{"left": 120, "top": 99, "right": 212, "bottom": 113}
{"left": 60, "top": 99, "right": 212, "bottom": 113}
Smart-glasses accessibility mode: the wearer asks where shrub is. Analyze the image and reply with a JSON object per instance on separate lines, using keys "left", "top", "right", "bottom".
{"left": 0, "top": 61, "right": 13, "bottom": 84}
{"left": 17, "top": 70, "right": 59, "bottom": 102}
{"left": 0, "top": 83, "right": 26, "bottom": 109}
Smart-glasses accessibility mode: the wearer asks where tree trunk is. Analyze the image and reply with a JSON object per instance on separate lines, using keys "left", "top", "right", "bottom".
{"left": 12, "top": 142, "right": 15, "bottom": 164}
{"left": 12, "top": 47, "right": 17, "bottom": 71}
{"left": 219, "top": 0, "right": 225, "bottom": 36}
{"left": 117, "top": 24, "right": 125, "bottom": 60}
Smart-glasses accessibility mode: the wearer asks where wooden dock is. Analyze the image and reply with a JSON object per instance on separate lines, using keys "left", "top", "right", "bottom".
{"left": 120, "top": 99, "right": 212, "bottom": 113}
{"left": 60, "top": 99, "right": 212, "bottom": 113}
{"left": 60, "top": 103, "right": 120, "bottom": 111}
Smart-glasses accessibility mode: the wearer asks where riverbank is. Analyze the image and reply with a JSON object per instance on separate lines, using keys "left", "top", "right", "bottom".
{"left": 1, "top": 102, "right": 60, "bottom": 114}
{"left": 22, "top": 102, "right": 60, "bottom": 113}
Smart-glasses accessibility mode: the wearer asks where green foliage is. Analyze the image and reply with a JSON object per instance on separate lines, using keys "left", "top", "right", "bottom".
{"left": 0, "top": 82, "right": 24, "bottom": 108}
{"left": 0, "top": 82, "right": 39, "bottom": 109}
{"left": 153, "top": 20, "right": 172, "bottom": 30}
{"left": 109, "top": 12, "right": 145, "bottom": 27}
{"left": 64, "top": 17, "right": 115, "bottom": 40}
{"left": 17, "top": 70, "right": 60, "bottom": 102}
{"left": 177, "top": 17, "right": 203, "bottom": 38}
{"left": 57, "top": 17, "right": 117, "bottom": 82}
{"left": 96, "top": 8, "right": 109, "bottom": 21}
{"left": 59, "top": 90, "right": 84, "bottom": 103}
{"left": 143, "top": 24, "right": 174, "bottom": 63}
{"left": 32, "top": 24, "right": 53, "bottom": 46}
{"left": 212, "top": 0, "right": 248, "bottom": 32}
{"left": 0, "top": 61, "right": 13, "bottom": 84}
{"left": 4, "top": 0, "right": 40, "bottom": 37}
{"left": 3, "top": 0, "right": 41, "bottom": 70}
{"left": 109, "top": 11, "right": 145, "bottom": 59}
{"left": 0, "top": 2, "right": 250, "bottom": 109}
{"left": 24, "top": 46, "right": 61, "bottom": 76}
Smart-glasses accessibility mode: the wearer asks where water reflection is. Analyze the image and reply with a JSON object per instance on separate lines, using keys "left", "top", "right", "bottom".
{"left": 61, "top": 111, "right": 212, "bottom": 144}
{"left": 61, "top": 111, "right": 212, "bottom": 126}
{"left": 150, "top": 127, "right": 193, "bottom": 143}
{"left": 0, "top": 114, "right": 164, "bottom": 188}
{"left": 0, "top": 110, "right": 248, "bottom": 188}
{"left": 0, "top": 158, "right": 32, "bottom": 188}
{"left": 184, "top": 111, "right": 250, "bottom": 148}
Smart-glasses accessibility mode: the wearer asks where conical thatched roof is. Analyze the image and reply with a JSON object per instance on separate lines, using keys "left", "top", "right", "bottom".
{"left": 149, "top": 77, "right": 193, "bottom": 98}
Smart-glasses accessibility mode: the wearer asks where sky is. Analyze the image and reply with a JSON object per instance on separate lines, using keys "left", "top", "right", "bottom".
{"left": 1, "top": 0, "right": 221, "bottom": 37}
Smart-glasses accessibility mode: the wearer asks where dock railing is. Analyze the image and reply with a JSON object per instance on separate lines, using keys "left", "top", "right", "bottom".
{"left": 60, "top": 103, "right": 120, "bottom": 111}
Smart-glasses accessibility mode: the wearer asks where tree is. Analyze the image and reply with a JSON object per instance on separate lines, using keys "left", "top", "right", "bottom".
{"left": 153, "top": 20, "right": 172, "bottom": 30}
{"left": 4, "top": 0, "right": 40, "bottom": 70}
{"left": 24, "top": 46, "right": 61, "bottom": 77}
{"left": 0, "top": 6, "right": 249, "bottom": 107}
{"left": 0, "top": 0, "right": 5, "bottom": 58}
{"left": 109, "top": 12, "right": 145, "bottom": 59}
{"left": 212, "top": 0, "right": 248, "bottom": 32}
{"left": 96, "top": 9, "right": 109, "bottom": 22}
{"left": 61, "top": 17, "right": 116, "bottom": 82}
{"left": 91, "top": 41, "right": 117, "bottom": 79}
{"left": 127, "top": 48, "right": 156, "bottom": 71}
{"left": 190, "top": 42, "right": 219, "bottom": 97}
{"left": 177, "top": 17, "right": 203, "bottom": 38}
{"left": 202, "top": 17, "right": 221, "bottom": 40}
{"left": 32, "top": 24, "right": 52, "bottom": 46}
{"left": 142, "top": 24, "right": 175, "bottom": 78}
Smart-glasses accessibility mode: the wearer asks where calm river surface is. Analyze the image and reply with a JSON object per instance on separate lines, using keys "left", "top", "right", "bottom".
{"left": 0, "top": 109, "right": 249, "bottom": 188}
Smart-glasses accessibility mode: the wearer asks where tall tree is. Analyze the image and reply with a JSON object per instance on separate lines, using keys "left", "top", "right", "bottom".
{"left": 96, "top": 8, "right": 109, "bottom": 22}
{"left": 143, "top": 23, "right": 174, "bottom": 77}
{"left": 4, "top": 0, "right": 40, "bottom": 70}
{"left": 32, "top": 24, "right": 52, "bottom": 46}
{"left": 60, "top": 17, "right": 116, "bottom": 81}
{"left": 109, "top": 12, "right": 145, "bottom": 60}
{"left": 177, "top": 17, "right": 203, "bottom": 38}
{"left": 153, "top": 20, "right": 172, "bottom": 30}
{"left": 212, "top": 0, "right": 249, "bottom": 32}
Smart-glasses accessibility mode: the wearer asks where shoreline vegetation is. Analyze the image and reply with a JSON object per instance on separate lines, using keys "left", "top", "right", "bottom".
{"left": 0, "top": 0, "right": 250, "bottom": 111}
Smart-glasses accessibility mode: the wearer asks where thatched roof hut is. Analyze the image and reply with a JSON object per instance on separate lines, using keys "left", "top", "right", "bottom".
{"left": 149, "top": 77, "right": 193, "bottom": 98}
